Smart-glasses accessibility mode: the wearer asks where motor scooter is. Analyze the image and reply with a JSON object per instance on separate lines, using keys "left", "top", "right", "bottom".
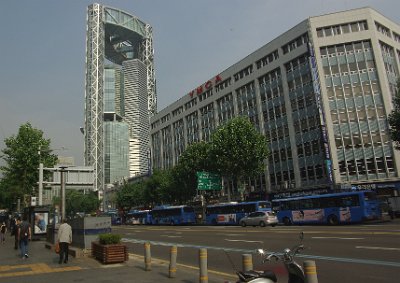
{"left": 235, "top": 232, "right": 306, "bottom": 283}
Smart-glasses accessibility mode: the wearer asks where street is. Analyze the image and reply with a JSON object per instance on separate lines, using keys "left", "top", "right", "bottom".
{"left": 114, "top": 221, "right": 400, "bottom": 283}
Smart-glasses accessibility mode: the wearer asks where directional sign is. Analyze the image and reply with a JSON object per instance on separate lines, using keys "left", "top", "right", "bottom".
{"left": 196, "top": 171, "right": 222, "bottom": 191}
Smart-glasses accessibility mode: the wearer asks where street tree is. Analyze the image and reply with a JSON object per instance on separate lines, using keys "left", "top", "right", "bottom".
{"left": 388, "top": 80, "right": 400, "bottom": 149}
{"left": 210, "top": 116, "right": 269, "bottom": 197}
{"left": 56, "top": 190, "right": 100, "bottom": 217}
{"left": 0, "top": 123, "right": 58, "bottom": 209}
{"left": 116, "top": 181, "right": 146, "bottom": 213}
{"left": 172, "top": 142, "right": 215, "bottom": 201}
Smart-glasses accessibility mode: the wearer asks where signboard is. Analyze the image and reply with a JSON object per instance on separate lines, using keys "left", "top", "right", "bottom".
{"left": 196, "top": 171, "right": 222, "bottom": 191}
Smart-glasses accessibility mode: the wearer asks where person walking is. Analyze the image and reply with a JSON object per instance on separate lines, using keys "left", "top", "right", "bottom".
{"left": 13, "top": 217, "right": 20, "bottom": 250}
{"left": 0, "top": 222, "right": 7, "bottom": 244}
{"left": 18, "top": 216, "right": 31, "bottom": 259}
{"left": 57, "top": 218, "right": 72, "bottom": 264}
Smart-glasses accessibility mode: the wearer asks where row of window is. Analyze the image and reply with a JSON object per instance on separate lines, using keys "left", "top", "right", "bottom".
{"left": 282, "top": 33, "right": 308, "bottom": 54}
{"left": 300, "top": 164, "right": 326, "bottom": 181}
{"left": 234, "top": 65, "right": 253, "bottom": 82}
{"left": 297, "top": 139, "right": 323, "bottom": 158}
{"left": 293, "top": 114, "right": 321, "bottom": 134}
{"left": 256, "top": 50, "right": 279, "bottom": 69}
{"left": 320, "top": 41, "right": 371, "bottom": 56}
{"left": 269, "top": 147, "right": 293, "bottom": 163}
{"left": 375, "top": 21, "right": 391, "bottom": 38}
{"left": 316, "top": 20, "right": 368, "bottom": 38}
{"left": 335, "top": 132, "right": 390, "bottom": 149}
{"left": 338, "top": 156, "right": 394, "bottom": 176}
{"left": 326, "top": 81, "right": 380, "bottom": 100}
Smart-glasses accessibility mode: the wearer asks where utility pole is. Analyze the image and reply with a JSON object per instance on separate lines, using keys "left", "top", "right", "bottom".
{"left": 38, "top": 163, "right": 43, "bottom": 205}
{"left": 59, "top": 166, "right": 68, "bottom": 221}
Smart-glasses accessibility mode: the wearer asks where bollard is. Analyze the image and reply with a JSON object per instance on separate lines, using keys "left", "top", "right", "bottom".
{"left": 303, "top": 260, "right": 318, "bottom": 283}
{"left": 199, "top": 248, "right": 208, "bottom": 283}
{"left": 144, "top": 242, "right": 152, "bottom": 271}
{"left": 169, "top": 245, "right": 178, "bottom": 278}
{"left": 242, "top": 254, "right": 253, "bottom": 271}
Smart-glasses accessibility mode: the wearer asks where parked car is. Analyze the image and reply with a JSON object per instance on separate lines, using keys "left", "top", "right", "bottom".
{"left": 239, "top": 211, "right": 278, "bottom": 227}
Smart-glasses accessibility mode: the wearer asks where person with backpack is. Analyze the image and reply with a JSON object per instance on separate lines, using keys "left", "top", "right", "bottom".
{"left": 18, "top": 216, "right": 31, "bottom": 259}
{"left": 0, "top": 222, "right": 7, "bottom": 244}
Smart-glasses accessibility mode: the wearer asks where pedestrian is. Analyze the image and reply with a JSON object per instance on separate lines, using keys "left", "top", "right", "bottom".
{"left": 0, "top": 222, "right": 7, "bottom": 244}
{"left": 13, "top": 217, "right": 20, "bottom": 250}
{"left": 18, "top": 216, "right": 31, "bottom": 259}
{"left": 57, "top": 218, "right": 72, "bottom": 264}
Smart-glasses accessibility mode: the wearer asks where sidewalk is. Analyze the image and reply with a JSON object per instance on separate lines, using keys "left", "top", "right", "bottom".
{"left": 0, "top": 232, "right": 232, "bottom": 283}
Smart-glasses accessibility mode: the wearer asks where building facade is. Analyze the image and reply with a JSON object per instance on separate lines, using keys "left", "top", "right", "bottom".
{"left": 150, "top": 7, "right": 400, "bottom": 198}
{"left": 84, "top": 4, "right": 156, "bottom": 194}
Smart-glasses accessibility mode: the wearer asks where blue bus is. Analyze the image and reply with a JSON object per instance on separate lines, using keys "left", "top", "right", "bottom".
{"left": 150, "top": 205, "right": 196, "bottom": 225}
{"left": 126, "top": 210, "right": 152, "bottom": 225}
{"left": 272, "top": 190, "right": 381, "bottom": 225}
{"left": 205, "top": 201, "right": 272, "bottom": 225}
{"left": 99, "top": 211, "right": 122, "bottom": 225}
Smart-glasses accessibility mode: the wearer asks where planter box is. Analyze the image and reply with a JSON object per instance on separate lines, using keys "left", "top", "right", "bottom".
{"left": 91, "top": 241, "right": 129, "bottom": 264}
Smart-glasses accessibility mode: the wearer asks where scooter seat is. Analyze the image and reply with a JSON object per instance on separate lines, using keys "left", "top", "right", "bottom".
{"left": 237, "top": 270, "right": 277, "bottom": 282}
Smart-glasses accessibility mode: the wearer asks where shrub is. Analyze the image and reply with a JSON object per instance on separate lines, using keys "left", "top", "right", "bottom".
{"left": 99, "top": 233, "right": 122, "bottom": 245}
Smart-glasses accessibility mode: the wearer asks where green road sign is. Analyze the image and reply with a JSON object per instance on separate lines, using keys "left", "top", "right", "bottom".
{"left": 196, "top": 171, "right": 222, "bottom": 190}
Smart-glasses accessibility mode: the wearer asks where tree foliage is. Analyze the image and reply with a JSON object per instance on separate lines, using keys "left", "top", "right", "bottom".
{"left": 0, "top": 123, "right": 58, "bottom": 209}
{"left": 388, "top": 80, "right": 400, "bottom": 150}
{"left": 210, "top": 116, "right": 269, "bottom": 186}
{"left": 115, "top": 117, "right": 269, "bottom": 208}
{"left": 54, "top": 190, "right": 100, "bottom": 217}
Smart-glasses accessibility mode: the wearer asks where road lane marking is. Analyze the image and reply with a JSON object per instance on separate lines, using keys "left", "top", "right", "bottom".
{"left": 161, "top": 235, "right": 182, "bottom": 238}
{"left": 312, "top": 236, "right": 365, "bottom": 240}
{"left": 123, "top": 238, "right": 400, "bottom": 268}
{"left": 225, "top": 239, "right": 264, "bottom": 244}
{"left": 356, "top": 246, "right": 400, "bottom": 251}
{"left": 0, "top": 263, "right": 81, "bottom": 278}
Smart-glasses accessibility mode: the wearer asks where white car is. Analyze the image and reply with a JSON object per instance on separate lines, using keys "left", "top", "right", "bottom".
{"left": 239, "top": 211, "right": 278, "bottom": 227}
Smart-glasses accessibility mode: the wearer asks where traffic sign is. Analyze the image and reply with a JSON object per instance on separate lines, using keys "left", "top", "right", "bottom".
{"left": 196, "top": 171, "right": 222, "bottom": 191}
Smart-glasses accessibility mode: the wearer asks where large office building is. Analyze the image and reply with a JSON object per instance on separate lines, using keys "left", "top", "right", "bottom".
{"left": 150, "top": 7, "right": 400, "bottom": 199}
{"left": 84, "top": 4, "right": 156, "bottom": 194}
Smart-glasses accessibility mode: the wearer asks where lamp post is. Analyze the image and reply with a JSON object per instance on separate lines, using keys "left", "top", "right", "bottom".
{"left": 59, "top": 166, "right": 68, "bottom": 221}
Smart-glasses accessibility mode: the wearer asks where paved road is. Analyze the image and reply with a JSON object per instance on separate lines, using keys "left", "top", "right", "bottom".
{"left": 115, "top": 220, "right": 400, "bottom": 283}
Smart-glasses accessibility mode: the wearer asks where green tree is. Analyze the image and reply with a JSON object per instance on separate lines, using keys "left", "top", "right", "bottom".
{"left": 0, "top": 123, "right": 58, "bottom": 209}
{"left": 116, "top": 181, "right": 145, "bottom": 213}
{"left": 388, "top": 80, "right": 400, "bottom": 149}
{"left": 172, "top": 141, "right": 215, "bottom": 202}
{"left": 61, "top": 190, "right": 100, "bottom": 217}
{"left": 210, "top": 116, "right": 269, "bottom": 198}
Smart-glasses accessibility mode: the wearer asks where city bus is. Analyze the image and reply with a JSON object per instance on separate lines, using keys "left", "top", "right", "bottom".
{"left": 150, "top": 205, "right": 196, "bottom": 225}
{"left": 272, "top": 190, "right": 381, "bottom": 225}
{"left": 205, "top": 201, "right": 272, "bottom": 225}
{"left": 99, "top": 211, "right": 122, "bottom": 225}
{"left": 126, "top": 210, "right": 152, "bottom": 225}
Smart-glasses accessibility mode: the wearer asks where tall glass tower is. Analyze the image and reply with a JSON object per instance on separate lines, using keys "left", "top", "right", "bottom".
{"left": 84, "top": 3, "right": 156, "bottom": 193}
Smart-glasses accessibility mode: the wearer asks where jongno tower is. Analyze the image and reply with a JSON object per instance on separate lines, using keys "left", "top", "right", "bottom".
{"left": 84, "top": 3, "right": 156, "bottom": 195}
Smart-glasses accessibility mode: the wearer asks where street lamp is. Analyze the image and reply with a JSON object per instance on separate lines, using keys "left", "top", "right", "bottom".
{"left": 59, "top": 166, "right": 68, "bottom": 221}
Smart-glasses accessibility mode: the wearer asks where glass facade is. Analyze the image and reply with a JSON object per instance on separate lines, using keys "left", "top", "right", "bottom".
{"left": 321, "top": 40, "right": 395, "bottom": 181}
{"left": 104, "top": 122, "right": 129, "bottom": 184}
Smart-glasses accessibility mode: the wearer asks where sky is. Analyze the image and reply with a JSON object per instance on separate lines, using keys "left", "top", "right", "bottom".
{"left": 0, "top": 0, "right": 399, "bottom": 167}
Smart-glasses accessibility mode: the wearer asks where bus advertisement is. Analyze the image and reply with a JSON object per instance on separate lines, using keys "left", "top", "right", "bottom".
{"left": 150, "top": 205, "right": 196, "bottom": 225}
{"left": 272, "top": 190, "right": 381, "bottom": 225}
{"left": 126, "top": 210, "right": 152, "bottom": 225}
{"left": 205, "top": 201, "right": 272, "bottom": 225}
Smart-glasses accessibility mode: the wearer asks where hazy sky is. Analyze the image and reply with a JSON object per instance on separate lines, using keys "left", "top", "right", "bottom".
{"left": 0, "top": 0, "right": 399, "bottom": 166}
